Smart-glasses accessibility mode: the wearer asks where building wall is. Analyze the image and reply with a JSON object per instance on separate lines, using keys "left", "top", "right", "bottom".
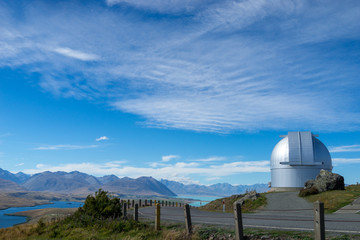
{"left": 271, "top": 166, "right": 331, "bottom": 188}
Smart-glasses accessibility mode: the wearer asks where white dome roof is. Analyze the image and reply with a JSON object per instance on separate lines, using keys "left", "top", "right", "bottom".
{"left": 270, "top": 131, "right": 332, "bottom": 189}
{"left": 271, "top": 132, "right": 332, "bottom": 170}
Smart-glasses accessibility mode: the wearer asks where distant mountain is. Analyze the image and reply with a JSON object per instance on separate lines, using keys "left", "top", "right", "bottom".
{"left": 20, "top": 171, "right": 176, "bottom": 196}
{"left": 103, "top": 176, "right": 176, "bottom": 196}
{"left": 0, "top": 178, "right": 27, "bottom": 192}
{"left": 0, "top": 168, "right": 267, "bottom": 197}
{"left": 97, "top": 174, "right": 119, "bottom": 184}
{"left": 0, "top": 168, "right": 30, "bottom": 184}
{"left": 15, "top": 172, "right": 31, "bottom": 183}
{"left": 160, "top": 179, "right": 269, "bottom": 197}
{"left": 22, "top": 171, "right": 102, "bottom": 194}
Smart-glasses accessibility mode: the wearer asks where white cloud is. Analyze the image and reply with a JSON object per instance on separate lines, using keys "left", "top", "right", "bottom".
{"left": 329, "top": 145, "right": 360, "bottom": 153}
{"left": 23, "top": 159, "right": 270, "bottom": 183}
{"left": 1, "top": 1, "right": 360, "bottom": 132}
{"left": 53, "top": 47, "right": 99, "bottom": 61}
{"left": 194, "top": 156, "right": 227, "bottom": 162}
{"left": 162, "top": 155, "right": 180, "bottom": 162}
{"left": 15, "top": 163, "right": 24, "bottom": 167}
{"left": 332, "top": 158, "right": 360, "bottom": 164}
{"left": 96, "top": 136, "right": 109, "bottom": 142}
{"left": 34, "top": 144, "right": 98, "bottom": 150}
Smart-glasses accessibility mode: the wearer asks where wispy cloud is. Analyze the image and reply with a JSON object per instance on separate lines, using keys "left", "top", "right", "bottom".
{"left": 329, "top": 145, "right": 360, "bottom": 153}
{"left": 1, "top": 1, "right": 360, "bottom": 132}
{"left": 193, "top": 156, "right": 226, "bottom": 162}
{"left": 34, "top": 144, "right": 98, "bottom": 150}
{"left": 162, "top": 155, "right": 180, "bottom": 162}
{"left": 15, "top": 163, "right": 24, "bottom": 167}
{"left": 96, "top": 136, "right": 109, "bottom": 142}
{"left": 106, "top": 0, "right": 209, "bottom": 13}
{"left": 23, "top": 159, "right": 270, "bottom": 183}
{"left": 53, "top": 47, "right": 99, "bottom": 61}
{"left": 333, "top": 158, "right": 360, "bottom": 164}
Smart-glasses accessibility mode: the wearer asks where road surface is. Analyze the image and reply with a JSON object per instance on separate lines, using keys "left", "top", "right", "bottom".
{"left": 138, "top": 192, "right": 360, "bottom": 234}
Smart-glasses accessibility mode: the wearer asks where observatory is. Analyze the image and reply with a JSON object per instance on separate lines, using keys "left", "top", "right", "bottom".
{"left": 270, "top": 131, "right": 332, "bottom": 191}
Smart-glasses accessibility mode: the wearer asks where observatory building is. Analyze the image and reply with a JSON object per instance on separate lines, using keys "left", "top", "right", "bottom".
{"left": 270, "top": 131, "right": 332, "bottom": 191}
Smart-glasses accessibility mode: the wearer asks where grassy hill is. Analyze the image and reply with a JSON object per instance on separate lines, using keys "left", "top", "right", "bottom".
{"left": 301, "top": 184, "right": 360, "bottom": 213}
{"left": 198, "top": 192, "right": 267, "bottom": 213}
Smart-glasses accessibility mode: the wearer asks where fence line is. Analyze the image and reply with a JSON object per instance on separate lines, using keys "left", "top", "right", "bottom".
{"left": 137, "top": 201, "right": 360, "bottom": 240}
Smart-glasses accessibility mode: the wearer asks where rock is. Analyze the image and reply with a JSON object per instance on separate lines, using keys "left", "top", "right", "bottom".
{"left": 237, "top": 191, "right": 260, "bottom": 205}
{"left": 303, "top": 170, "right": 345, "bottom": 194}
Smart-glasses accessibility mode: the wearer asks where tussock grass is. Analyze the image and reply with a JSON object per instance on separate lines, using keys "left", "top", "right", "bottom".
{"left": 0, "top": 223, "right": 37, "bottom": 240}
{"left": 303, "top": 184, "right": 360, "bottom": 213}
{"left": 198, "top": 193, "right": 267, "bottom": 213}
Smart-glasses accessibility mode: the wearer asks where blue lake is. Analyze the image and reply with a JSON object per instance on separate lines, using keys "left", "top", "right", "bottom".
{"left": 0, "top": 201, "right": 83, "bottom": 229}
{"left": 175, "top": 195, "right": 222, "bottom": 207}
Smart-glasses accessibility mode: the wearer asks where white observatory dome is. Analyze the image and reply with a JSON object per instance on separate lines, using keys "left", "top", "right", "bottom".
{"left": 270, "top": 132, "right": 332, "bottom": 191}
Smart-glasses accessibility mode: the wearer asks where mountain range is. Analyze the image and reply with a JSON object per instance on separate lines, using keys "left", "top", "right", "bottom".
{"left": 160, "top": 179, "right": 269, "bottom": 197}
{"left": 0, "top": 168, "right": 268, "bottom": 197}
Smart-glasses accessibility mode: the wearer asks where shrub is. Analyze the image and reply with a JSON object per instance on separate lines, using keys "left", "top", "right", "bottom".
{"left": 76, "top": 189, "right": 122, "bottom": 220}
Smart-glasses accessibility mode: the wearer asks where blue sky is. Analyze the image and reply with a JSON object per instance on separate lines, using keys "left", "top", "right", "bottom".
{"left": 0, "top": 0, "right": 360, "bottom": 185}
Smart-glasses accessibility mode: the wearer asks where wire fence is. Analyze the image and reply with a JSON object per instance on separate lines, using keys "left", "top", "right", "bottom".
{"left": 133, "top": 201, "right": 360, "bottom": 240}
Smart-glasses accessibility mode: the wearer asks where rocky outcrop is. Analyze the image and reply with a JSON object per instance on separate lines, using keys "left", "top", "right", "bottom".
{"left": 300, "top": 170, "right": 344, "bottom": 196}
{"left": 237, "top": 191, "right": 260, "bottom": 205}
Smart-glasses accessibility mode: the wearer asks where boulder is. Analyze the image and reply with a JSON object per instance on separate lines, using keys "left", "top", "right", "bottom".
{"left": 304, "top": 170, "right": 344, "bottom": 193}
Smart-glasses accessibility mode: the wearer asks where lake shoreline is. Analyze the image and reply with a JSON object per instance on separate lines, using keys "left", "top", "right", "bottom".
{"left": 0, "top": 201, "right": 83, "bottom": 229}
{"left": 0, "top": 201, "right": 52, "bottom": 211}
{"left": 7, "top": 207, "right": 79, "bottom": 225}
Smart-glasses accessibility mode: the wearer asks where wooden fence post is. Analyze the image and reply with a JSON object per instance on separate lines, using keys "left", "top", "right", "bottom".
{"left": 123, "top": 202, "right": 127, "bottom": 220}
{"left": 184, "top": 203, "right": 192, "bottom": 235}
{"left": 128, "top": 199, "right": 130, "bottom": 209}
{"left": 314, "top": 201, "right": 325, "bottom": 240}
{"left": 150, "top": 200, "right": 153, "bottom": 206}
{"left": 132, "top": 199, "right": 135, "bottom": 208}
{"left": 233, "top": 202, "right": 244, "bottom": 240}
{"left": 139, "top": 199, "right": 142, "bottom": 208}
{"left": 145, "top": 199, "right": 148, "bottom": 206}
{"left": 155, "top": 203, "right": 161, "bottom": 231}
{"left": 134, "top": 203, "right": 138, "bottom": 221}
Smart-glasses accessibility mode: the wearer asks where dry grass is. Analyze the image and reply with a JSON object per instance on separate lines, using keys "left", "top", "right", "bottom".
{"left": 161, "top": 229, "right": 196, "bottom": 240}
{"left": 305, "top": 184, "right": 360, "bottom": 213}
{"left": 0, "top": 223, "right": 37, "bottom": 240}
{"left": 198, "top": 193, "right": 267, "bottom": 213}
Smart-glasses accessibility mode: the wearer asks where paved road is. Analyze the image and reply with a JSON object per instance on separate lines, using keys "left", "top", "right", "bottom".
{"left": 138, "top": 192, "right": 360, "bottom": 234}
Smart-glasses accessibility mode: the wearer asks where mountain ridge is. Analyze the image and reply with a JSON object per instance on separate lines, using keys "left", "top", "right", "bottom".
{"left": 160, "top": 179, "right": 269, "bottom": 196}
{"left": 0, "top": 168, "right": 268, "bottom": 197}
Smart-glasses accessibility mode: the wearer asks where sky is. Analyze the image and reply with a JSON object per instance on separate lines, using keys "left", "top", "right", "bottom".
{"left": 0, "top": 0, "right": 360, "bottom": 185}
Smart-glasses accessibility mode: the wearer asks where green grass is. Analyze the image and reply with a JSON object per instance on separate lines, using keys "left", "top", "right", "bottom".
{"left": 2, "top": 218, "right": 360, "bottom": 240}
{"left": 302, "top": 184, "right": 360, "bottom": 213}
